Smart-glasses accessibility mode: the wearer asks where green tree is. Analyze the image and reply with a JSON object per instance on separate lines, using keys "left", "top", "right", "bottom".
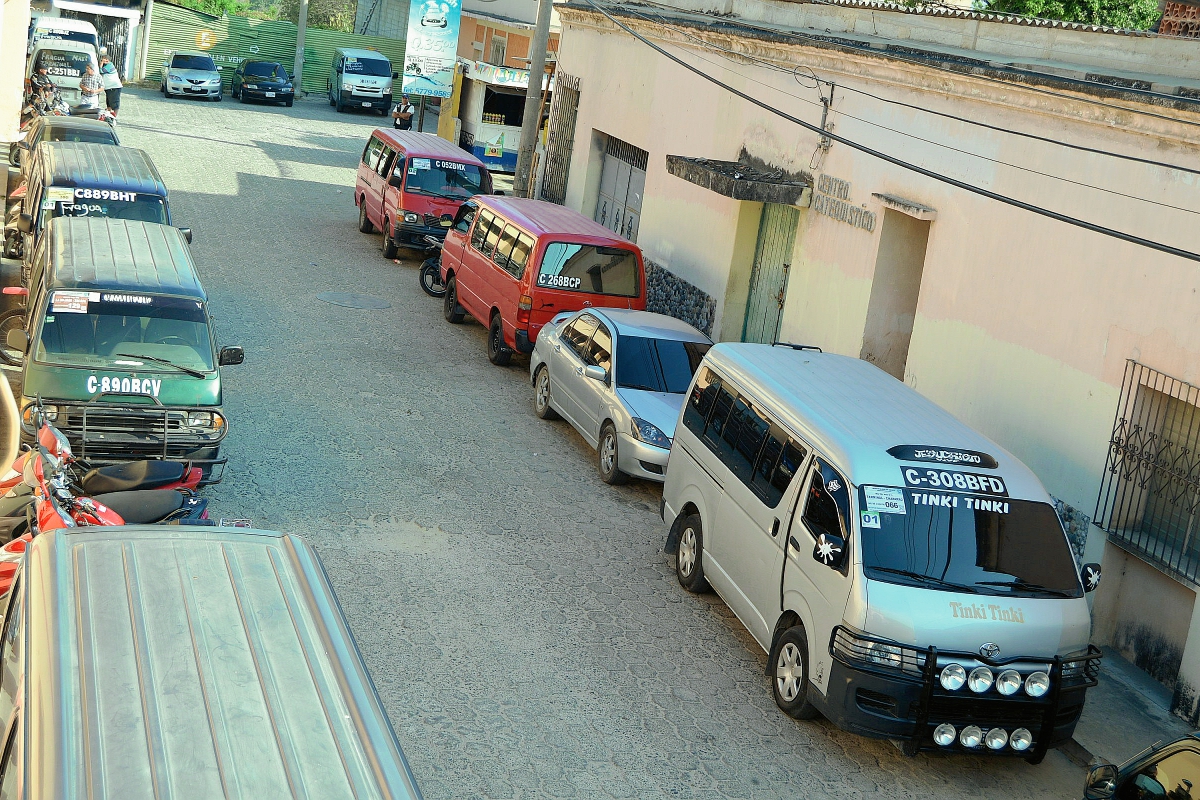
{"left": 278, "top": 0, "right": 357, "bottom": 32}
{"left": 977, "top": 0, "right": 1161, "bottom": 29}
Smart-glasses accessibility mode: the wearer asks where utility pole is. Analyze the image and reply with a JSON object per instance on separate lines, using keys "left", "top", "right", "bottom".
{"left": 293, "top": 0, "right": 309, "bottom": 97}
{"left": 513, "top": 0, "right": 553, "bottom": 198}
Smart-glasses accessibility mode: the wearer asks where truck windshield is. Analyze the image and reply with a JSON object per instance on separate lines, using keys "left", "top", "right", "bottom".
{"left": 33, "top": 49, "right": 93, "bottom": 79}
{"left": 47, "top": 195, "right": 167, "bottom": 225}
{"left": 35, "top": 292, "right": 214, "bottom": 372}
{"left": 405, "top": 159, "right": 488, "bottom": 199}
{"left": 858, "top": 485, "right": 1082, "bottom": 598}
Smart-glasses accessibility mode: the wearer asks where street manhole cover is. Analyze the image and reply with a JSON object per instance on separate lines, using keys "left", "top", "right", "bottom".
{"left": 316, "top": 292, "right": 391, "bottom": 310}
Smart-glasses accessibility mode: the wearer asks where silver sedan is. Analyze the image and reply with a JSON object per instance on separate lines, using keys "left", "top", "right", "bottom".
{"left": 530, "top": 309, "right": 712, "bottom": 484}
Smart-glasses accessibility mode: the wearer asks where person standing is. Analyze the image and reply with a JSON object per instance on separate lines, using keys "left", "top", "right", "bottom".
{"left": 78, "top": 63, "right": 103, "bottom": 108}
{"left": 392, "top": 95, "right": 415, "bottom": 130}
{"left": 99, "top": 54, "right": 123, "bottom": 117}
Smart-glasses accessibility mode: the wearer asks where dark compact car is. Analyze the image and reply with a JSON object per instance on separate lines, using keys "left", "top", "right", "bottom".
{"left": 231, "top": 59, "right": 295, "bottom": 107}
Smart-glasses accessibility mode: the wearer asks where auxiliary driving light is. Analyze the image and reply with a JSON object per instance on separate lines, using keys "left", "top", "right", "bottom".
{"left": 939, "top": 663, "right": 967, "bottom": 691}
{"left": 996, "top": 669, "right": 1022, "bottom": 696}
{"left": 933, "top": 724, "right": 956, "bottom": 747}
{"left": 959, "top": 725, "right": 983, "bottom": 748}
{"left": 985, "top": 728, "right": 1009, "bottom": 750}
{"left": 1009, "top": 728, "right": 1033, "bottom": 751}
{"left": 1024, "top": 671, "right": 1050, "bottom": 697}
{"left": 967, "top": 666, "right": 994, "bottom": 693}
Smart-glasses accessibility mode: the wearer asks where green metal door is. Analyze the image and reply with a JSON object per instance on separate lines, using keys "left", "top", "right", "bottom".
{"left": 742, "top": 203, "right": 798, "bottom": 344}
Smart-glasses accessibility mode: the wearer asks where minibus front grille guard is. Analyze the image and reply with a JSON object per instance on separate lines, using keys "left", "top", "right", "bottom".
{"left": 829, "top": 626, "right": 1102, "bottom": 754}
{"left": 44, "top": 393, "right": 228, "bottom": 484}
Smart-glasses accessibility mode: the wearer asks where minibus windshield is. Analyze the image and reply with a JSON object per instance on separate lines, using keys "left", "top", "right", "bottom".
{"left": 405, "top": 159, "right": 487, "bottom": 199}
{"left": 343, "top": 57, "right": 390, "bottom": 77}
{"left": 33, "top": 49, "right": 93, "bottom": 79}
{"left": 859, "top": 485, "right": 1082, "bottom": 598}
{"left": 537, "top": 244, "right": 640, "bottom": 297}
{"left": 36, "top": 292, "right": 214, "bottom": 373}
{"left": 617, "top": 336, "right": 710, "bottom": 393}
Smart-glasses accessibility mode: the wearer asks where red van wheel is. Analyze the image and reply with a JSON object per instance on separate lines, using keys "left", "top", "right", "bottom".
{"left": 357, "top": 202, "right": 374, "bottom": 234}
{"left": 487, "top": 315, "right": 512, "bottom": 366}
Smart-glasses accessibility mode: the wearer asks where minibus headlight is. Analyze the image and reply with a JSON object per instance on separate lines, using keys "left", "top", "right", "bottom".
{"left": 342, "top": 82, "right": 354, "bottom": 91}
{"left": 1025, "top": 671, "right": 1050, "bottom": 697}
{"left": 1009, "top": 728, "right": 1033, "bottom": 751}
{"left": 932, "top": 724, "right": 956, "bottom": 747}
{"left": 187, "top": 411, "right": 214, "bottom": 428}
{"left": 630, "top": 418, "right": 671, "bottom": 450}
{"left": 959, "top": 725, "right": 983, "bottom": 748}
{"left": 967, "top": 666, "right": 994, "bottom": 693}
{"left": 403, "top": 212, "right": 419, "bottom": 223}
{"left": 996, "top": 669, "right": 1022, "bottom": 696}
{"left": 865, "top": 642, "right": 902, "bottom": 669}
{"left": 939, "top": 663, "right": 966, "bottom": 691}
{"left": 985, "top": 728, "right": 1009, "bottom": 750}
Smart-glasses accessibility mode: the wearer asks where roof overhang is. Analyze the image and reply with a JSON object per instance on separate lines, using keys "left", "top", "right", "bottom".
{"left": 666, "top": 155, "right": 812, "bottom": 205}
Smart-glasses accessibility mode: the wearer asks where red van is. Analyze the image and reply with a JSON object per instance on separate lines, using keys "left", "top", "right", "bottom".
{"left": 354, "top": 129, "right": 492, "bottom": 258}
{"left": 439, "top": 197, "right": 647, "bottom": 366}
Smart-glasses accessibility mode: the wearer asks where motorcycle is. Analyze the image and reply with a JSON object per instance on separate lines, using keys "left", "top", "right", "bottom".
{"left": 418, "top": 235, "right": 446, "bottom": 298}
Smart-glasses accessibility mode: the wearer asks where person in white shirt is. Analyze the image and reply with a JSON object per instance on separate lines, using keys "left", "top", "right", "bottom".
{"left": 392, "top": 95, "right": 415, "bottom": 130}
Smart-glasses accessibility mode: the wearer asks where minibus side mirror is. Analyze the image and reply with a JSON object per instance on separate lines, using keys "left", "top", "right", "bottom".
{"left": 811, "top": 531, "right": 846, "bottom": 570}
{"left": 6, "top": 329, "right": 29, "bottom": 354}
{"left": 494, "top": 190, "right": 506, "bottom": 196}
{"left": 388, "top": 175, "right": 404, "bottom": 189}
{"left": 1084, "top": 763, "right": 1117, "bottom": 799}
{"left": 218, "top": 346, "right": 244, "bottom": 366}
{"left": 1081, "top": 562, "right": 1102, "bottom": 593}
{"left": 583, "top": 364, "right": 607, "bottom": 383}
{"left": 16, "top": 214, "right": 32, "bottom": 234}
{"left": 178, "top": 226, "right": 193, "bottom": 244}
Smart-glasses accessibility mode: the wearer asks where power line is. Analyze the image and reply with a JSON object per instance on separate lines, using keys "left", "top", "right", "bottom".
{"left": 614, "top": 3, "right": 1200, "bottom": 213}
{"left": 579, "top": 0, "right": 1200, "bottom": 263}
{"left": 634, "top": 0, "right": 1200, "bottom": 130}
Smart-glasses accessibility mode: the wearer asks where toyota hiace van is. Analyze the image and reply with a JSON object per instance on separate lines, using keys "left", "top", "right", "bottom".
{"left": 329, "top": 48, "right": 395, "bottom": 113}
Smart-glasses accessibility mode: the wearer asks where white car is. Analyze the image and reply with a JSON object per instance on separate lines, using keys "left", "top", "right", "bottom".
{"left": 161, "top": 51, "right": 222, "bottom": 100}
{"left": 530, "top": 308, "right": 712, "bottom": 484}
{"left": 420, "top": 5, "right": 448, "bottom": 27}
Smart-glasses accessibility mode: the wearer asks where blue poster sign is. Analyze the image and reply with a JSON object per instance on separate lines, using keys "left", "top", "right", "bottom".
{"left": 402, "top": 0, "right": 461, "bottom": 98}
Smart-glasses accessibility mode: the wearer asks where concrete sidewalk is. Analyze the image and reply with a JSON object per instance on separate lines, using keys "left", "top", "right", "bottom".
{"left": 1070, "top": 647, "right": 1195, "bottom": 766}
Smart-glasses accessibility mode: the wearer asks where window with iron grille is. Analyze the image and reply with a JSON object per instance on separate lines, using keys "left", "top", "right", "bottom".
{"left": 539, "top": 72, "right": 580, "bottom": 205}
{"left": 1095, "top": 360, "right": 1200, "bottom": 584}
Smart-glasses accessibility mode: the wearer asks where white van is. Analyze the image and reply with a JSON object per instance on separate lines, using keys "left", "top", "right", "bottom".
{"left": 28, "top": 39, "right": 99, "bottom": 104}
{"left": 661, "top": 343, "right": 1103, "bottom": 763}
{"left": 27, "top": 16, "right": 99, "bottom": 55}
{"left": 328, "top": 47, "right": 395, "bottom": 114}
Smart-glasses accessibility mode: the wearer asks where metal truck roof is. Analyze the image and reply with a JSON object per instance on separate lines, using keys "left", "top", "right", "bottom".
{"left": 38, "top": 141, "right": 166, "bottom": 196}
{"left": 370, "top": 129, "right": 487, "bottom": 166}
{"left": 46, "top": 218, "right": 205, "bottom": 299}
{"left": 704, "top": 344, "right": 1050, "bottom": 501}
{"left": 22, "top": 525, "right": 423, "bottom": 800}
{"left": 479, "top": 196, "right": 643, "bottom": 245}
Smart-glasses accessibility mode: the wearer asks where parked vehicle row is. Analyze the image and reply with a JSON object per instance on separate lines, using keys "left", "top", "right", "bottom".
{"left": 352, "top": 126, "right": 1106, "bottom": 766}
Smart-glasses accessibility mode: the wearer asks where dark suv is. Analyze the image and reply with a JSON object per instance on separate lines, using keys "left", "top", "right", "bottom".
{"left": 231, "top": 60, "right": 295, "bottom": 107}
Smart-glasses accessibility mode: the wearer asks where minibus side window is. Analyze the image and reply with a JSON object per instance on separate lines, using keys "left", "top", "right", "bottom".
{"left": 363, "top": 136, "right": 384, "bottom": 169}
{"left": 0, "top": 578, "right": 23, "bottom": 724}
{"left": 683, "top": 368, "right": 720, "bottom": 434}
{"left": 0, "top": 721, "right": 17, "bottom": 800}
{"left": 752, "top": 427, "right": 809, "bottom": 507}
{"left": 471, "top": 210, "right": 496, "bottom": 253}
{"left": 376, "top": 147, "right": 394, "bottom": 178}
{"left": 802, "top": 459, "right": 851, "bottom": 541}
{"left": 704, "top": 386, "right": 736, "bottom": 446}
{"left": 494, "top": 225, "right": 519, "bottom": 275}
{"left": 510, "top": 233, "right": 535, "bottom": 275}
{"left": 714, "top": 395, "right": 769, "bottom": 484}
{"left": 483, "top": 216, "right": 504, "bottom": 258}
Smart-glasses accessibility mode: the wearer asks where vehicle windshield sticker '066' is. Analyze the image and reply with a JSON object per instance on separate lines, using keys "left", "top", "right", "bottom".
{"left": 87, "top": 375, "right": 162, "bottom": 397}
{"left": 538, "top": 274, "right": 582, "bottom": 290}
{"left": 902, "top": 468, "right": 1008, "bottom": 496}
{"left": 75, "top": 189, "right": 137, "bottom": 202}
{"left": 863, "top": 486, "right": 906, "bottom": 515}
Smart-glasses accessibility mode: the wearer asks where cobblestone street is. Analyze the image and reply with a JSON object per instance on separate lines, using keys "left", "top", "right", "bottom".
{"left": 110, "top": 89, "right": 1084, "bottom": 799}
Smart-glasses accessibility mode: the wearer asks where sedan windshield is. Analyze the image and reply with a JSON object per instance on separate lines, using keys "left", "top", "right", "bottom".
{"left": 405, "top": 159, "right": 487, "bottom": 199}
{"left": 36, "top": 292, "right": 214, "bottom": 372}
{"left": 171, "top": 55, "right": 216, "bottom": 71}
{"left": 859, "top": 485, "right": 1082, "bottom": 598}
{"left": 617, "top": 336, "right": 710, "bottom": 393}
{"left": 246, "top": 62, "right": 287, "bottom": 79}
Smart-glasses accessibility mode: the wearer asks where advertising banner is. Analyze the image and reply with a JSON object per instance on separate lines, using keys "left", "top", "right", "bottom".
{"left": 401, "top": 0, "right": 462, "bottom": 98}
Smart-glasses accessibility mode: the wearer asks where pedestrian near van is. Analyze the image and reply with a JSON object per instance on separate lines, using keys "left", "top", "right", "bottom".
{"left": 79, "top": 63, "right": 103, "bottom": 108}
{"left": 392, "top": 95, "right": 415, "bottom": 130}
{"left": 99, "top": 55, "right": 122, "bottom": 117}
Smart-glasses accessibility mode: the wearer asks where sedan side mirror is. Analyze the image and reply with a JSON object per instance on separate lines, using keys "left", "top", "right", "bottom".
{"left": 218, "top": 345, "right": 244, "bottom": 366}
{"left": 16, "top": 213, "right": 31, "bottom": 234}
{"left": 812, "top": 531, "right": 847, "bottom": 570}
{"left": 583, "top": 364, "right": 607, "bottom": 383}
{"left": 177, "top": 226, "right": 193, "bottom": 244}
{"left": 1084, "top": 763, "right": 1118, "bottom": 799}
{"left": 6, "top": 329, "right": 28, "bottom": 354}
{"left": 1081, "top": 562, "right": 1102, "bottom": 593}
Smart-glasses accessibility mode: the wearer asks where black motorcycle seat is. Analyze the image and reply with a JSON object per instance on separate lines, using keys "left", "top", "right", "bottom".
{"left": 82, "top": 461, "right": 187, "bottom": 494}
{"left": 93, "top": 490, "right": 184, "bottom": 524}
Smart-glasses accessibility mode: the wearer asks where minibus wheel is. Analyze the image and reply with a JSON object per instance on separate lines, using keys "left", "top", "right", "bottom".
{"left": 357, "top": 202, "right": 374, "bottom": 234}
{"left": 675, "top": 513, "right": 710, "bottom": 593}
{"left": 770, "top": 625, "right": 819, "bottom": 720}
{"left": 443, "top": 276, "right": 465, "bottom": 323}
{"left": 381, "top": 222, "right": 398, "bottom": 259}
{"left": 487, "top": 315, "right": 512, "bottom": 366}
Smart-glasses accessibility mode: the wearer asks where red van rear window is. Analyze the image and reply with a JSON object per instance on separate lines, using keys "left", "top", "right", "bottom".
{"left": 536, "top": 243, "right": 640, "bottom": 298}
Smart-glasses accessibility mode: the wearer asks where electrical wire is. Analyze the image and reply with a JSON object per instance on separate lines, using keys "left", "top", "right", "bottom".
{"left": 631, "top": 0, "right": 1200, "bottom": 130}
{"left": 580, "top": 0, "right": 1200, "bottom": 263}
{"left": 618, "top": 3, "right": 1200, "bottom": 190}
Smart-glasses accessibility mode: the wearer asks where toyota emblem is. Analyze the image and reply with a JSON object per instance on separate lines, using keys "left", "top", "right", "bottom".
{"left": 978, "top": 642, "right": 1001, "bottom": 659}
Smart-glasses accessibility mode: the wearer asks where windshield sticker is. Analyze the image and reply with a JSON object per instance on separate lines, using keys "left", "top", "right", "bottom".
{"left": 51, "top": 291, "right": 91, "bottom": 314}
{"left": 75, "top": 189, "right": 137, "bottom": 202}
{"left": 47, "top": 187, "right": 74, "bottom": 202}
{"left": 911, "top": 492, "right": 1011, "bottom": 514}
{"left": 864, "top": 486, "right": 906, "bottom": 515}
{"left": 100, "top": 293, "right": 153, "bottom": 304}
{"left": 887, "top": 444, "right": 999, "bottom": 469}
{"left": 434, "top": 160, "right": 466, "bottom": 171}
{"left": 86, "top": 375, "right": 162, "bottom": 397}
{"left": 860, "top": 511, "right": 881, "bottom": 529}
{"left": 903, "top": 468, "right": 1007, "bottom": 496}
{"left": 412, "top": 158, "right": 431, "bottom": 170}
